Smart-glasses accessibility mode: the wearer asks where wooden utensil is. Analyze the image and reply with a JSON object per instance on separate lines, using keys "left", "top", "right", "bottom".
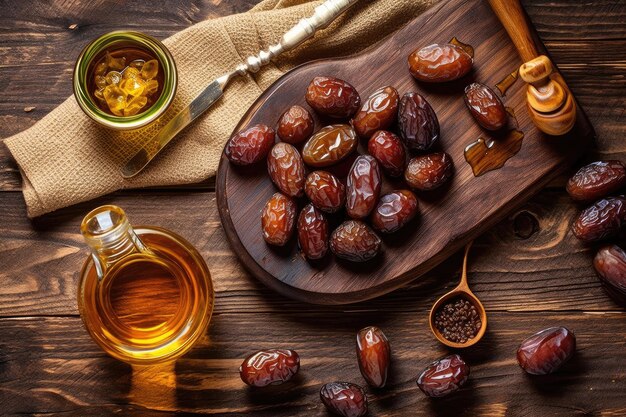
{"left": 429, "top": 242, "right": 487, "bottom": 348}
{"left": 488, "top": 0, "right": 577, "bottom": 135}
{"left": 216, "top": 0, "right": 595, "bottom": 305}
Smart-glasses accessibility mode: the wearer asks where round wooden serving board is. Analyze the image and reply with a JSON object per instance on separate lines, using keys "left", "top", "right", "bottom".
{"left": 216, "top": 0, "right": 594, "bottom": 304}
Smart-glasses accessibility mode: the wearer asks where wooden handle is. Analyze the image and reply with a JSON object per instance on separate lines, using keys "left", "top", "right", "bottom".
{"left": 488, "top": 0, "right": 576, "bottom": 136}
{"left": 237, "top": 0, "right": 359, "bottom": 74}
{"left": 487, "top": 0, "right": 538, "bottom": 62}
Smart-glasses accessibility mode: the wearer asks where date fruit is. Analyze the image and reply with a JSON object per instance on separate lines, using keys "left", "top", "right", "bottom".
{"left": 320, "top": 382, "right": 368, "bottom": 417}
{"left": 298, "top": 203, "right": 329, "bottom": 260}
{"left": 277, "top": 105, "right": 314, "bottom": 144}
{"left": 225, "top": 123, "right": 275, "bottom": 165}
{"left": 405, "top": 152, "right": 454, "bottom": 191}
{"left": 371, "top": 190, "right": 418, "bottom": 233}
{"left": 352, "top": 86, "right": 399, "bottom": 138}
{"left": 239, "top": 349, "right": 300, "bottom": 387}
{"left": 464, "top": 82, "right": 507, "bottom": 131}
{"left": 566, "top": 160, "right": 626, "bottom": 202}
{"left": 408, "top": 43, "right": 473, "bottom": 83}
{"left": 261, "top": 193, "right": 297, "bottom": 246}
{"left": 367, "top": 131, "right": 406, "bottom": 177}
{"left": 572, "top": 196, "right": 626, "bottom": 242}
{"left": 305, "top": 76, "right": 361, "bottom": 119}
{"left": 593, "top": 245, "right": 626, "bottom": 305}
{"left": 346, "top": 155, "right": 382, "bottom": 219}
{"left": 517, "top": 327, "right": 576, "bottom": 375}
{"left": 302, "top": 124, "right": 358, "bottom": 168}
{"left": 267, "top": 142, "right": 305, "bottom": 197}
{"left": 416, "top": 354, "right": 470, "bottom": 398}
{"left": 356, "top": 326, "right": 391, "bottom": 388}
{"left": 305, "top": 171, "right": 345, "bottom": 213}
{"left": 330, "top": 220, "right": 381, "bottom": 262}
{"left": 398, "top": 92, "right": 440, "bottom": 151}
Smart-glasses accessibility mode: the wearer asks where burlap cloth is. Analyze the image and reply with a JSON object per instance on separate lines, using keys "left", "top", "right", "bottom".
{"left": 3, "top": 0, "right": 436, "bottom": 218}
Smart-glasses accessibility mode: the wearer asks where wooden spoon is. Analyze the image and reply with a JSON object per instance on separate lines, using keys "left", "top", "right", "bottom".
{"left": 429, "top": 241, "right": 487, "bottom": 348}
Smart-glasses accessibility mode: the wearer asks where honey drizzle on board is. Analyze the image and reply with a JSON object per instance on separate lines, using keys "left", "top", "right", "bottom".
{"left": 495, "top": 69, "right": 519, "bottom": 96}
{"left": 449, "top": 37, "right": 474, "bottom": 58}
{"left": 464, "top": 130, "right": 524, "bottom": 177}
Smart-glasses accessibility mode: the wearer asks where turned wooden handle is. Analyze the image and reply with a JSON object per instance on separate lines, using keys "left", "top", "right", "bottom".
{"left": 488, "top": 0, "right": 577, "bottom": 136}
{"left": 487, "top": 0, "right": 538, "bottom": 62}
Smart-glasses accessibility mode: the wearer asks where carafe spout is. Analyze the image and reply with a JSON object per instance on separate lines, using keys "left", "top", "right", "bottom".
{"left": 80, "top": 205, "right": 150, "bottom": 280}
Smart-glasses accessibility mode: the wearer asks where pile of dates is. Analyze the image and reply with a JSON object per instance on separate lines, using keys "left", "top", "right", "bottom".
{"left": 227, "top": 74, "right": 452, "bottom": 263}
{"left": 567, "top": 160, "right": 626, "bottom": 305}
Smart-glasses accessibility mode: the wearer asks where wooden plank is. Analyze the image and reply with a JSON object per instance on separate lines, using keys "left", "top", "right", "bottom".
{"left": 522, "top": 0, "right": 626, "bottom": 40}
{"left": 1, "top": 313, "right": 624, "bottom": 416}
{"left": 1, "top": 190, "right": 622, "bottom": 318}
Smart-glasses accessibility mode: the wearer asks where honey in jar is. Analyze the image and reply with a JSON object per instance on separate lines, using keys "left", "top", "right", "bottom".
{"left": 88, "top": 47, "right": 165, "bottom": 116}
{"left": 78, "top": 205, "right": 213, "bottom": 364}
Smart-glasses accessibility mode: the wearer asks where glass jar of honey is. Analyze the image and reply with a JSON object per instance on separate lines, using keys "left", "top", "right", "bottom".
{"left": 78, "top": 205, "right": 213, "bottom": 364}
{"left": 73, "top": 31, "right": 177, "bottom": 130}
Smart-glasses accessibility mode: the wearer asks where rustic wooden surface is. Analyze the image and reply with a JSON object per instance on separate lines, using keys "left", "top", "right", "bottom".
{"left": 0, "top": 0, "right": 625, "bottom": 416}
{"left": 216, "top": 0, "right": 594, "bottom": 304}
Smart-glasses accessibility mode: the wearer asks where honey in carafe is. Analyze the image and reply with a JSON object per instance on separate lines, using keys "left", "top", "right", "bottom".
{"left": 78, "top": 205, "right": 213, "bottom": 364}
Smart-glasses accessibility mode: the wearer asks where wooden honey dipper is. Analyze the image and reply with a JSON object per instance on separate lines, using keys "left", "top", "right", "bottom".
{"left": 488, "top": 0, "right": 577, "bottom": 136}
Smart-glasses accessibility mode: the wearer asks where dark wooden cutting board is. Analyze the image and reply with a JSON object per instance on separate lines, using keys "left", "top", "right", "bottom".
{"left": 216, "top": 0, "right": 595, "bottom": 304}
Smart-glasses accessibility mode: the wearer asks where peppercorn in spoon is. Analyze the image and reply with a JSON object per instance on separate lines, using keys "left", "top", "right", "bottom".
{"left": 429, "top": 241, "right": 488, "bottom": 348}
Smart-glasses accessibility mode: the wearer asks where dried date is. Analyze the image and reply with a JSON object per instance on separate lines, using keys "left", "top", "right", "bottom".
{"left": 398, "top": 92, "right": 440, "bottom": 151}
{"left": 302, "top": 124, "right": 358, "bottom": 168}
{"left": 408, "top": 43, "right": 473, "bottom": 83}
{"left": 305, "top": 76, "right": 361, "bottom": 119}
{"left": 464, "top": 82, "right": 507, "bottom": 131}
{"left": 517, "top": 327, "right": 576, "bottom": 375}
{"left": 330, "top": 220, "right": 381, "bottom": 262}
{"left": 297, "top": 203, "right": 329, "bottom": 260}
{"left": 225, "top": 124, "right": 275, "bottom": 165}
{"left": 566, "top": 160, "right": 626, "bottom": 202}
{"left": 261, "top": 193, "right": 297, "bottom": 246}
{"left": 277, "top": 105, "right": 314, "bottom": 144}
{"left": 267, "top": 142, "right": 305, "bottom": 197}
{"left": 346, "top": 155, "right": 382, "bottom": 219}
{"left": 239, "top": 349, "right": 300, "bottom": 387}
{"left": 593, "top": 245, "right": 626, "bottom": 305}
{"left": 352, "top": 86, "right": 399, "bottom": 138}
{"left": 320, "top": 382, "right": 368, "bottom": 417}
{"left": 416, "top": 354, "right": 470, "bottom": 398}
{"left": 572, "top": 196, "right": 626, "bottom": 242}
{"left": 405, "top": 152, "right": 454, "bottom": 191}
{"left": 356, "top": 326, "right": 391, "bottom": 388}
{"left": 367, "top": 131, "right": 406, "bottom": 177}
{"left": 305, "top": 171, "right": 345, "bottom": 213}
{"left": 371, "top": 190, "right": 418, "bottom": 233}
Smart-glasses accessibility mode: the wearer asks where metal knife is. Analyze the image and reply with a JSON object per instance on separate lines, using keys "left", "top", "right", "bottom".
{"left": 122, "top": 0, "right": 359, "bottom": 178}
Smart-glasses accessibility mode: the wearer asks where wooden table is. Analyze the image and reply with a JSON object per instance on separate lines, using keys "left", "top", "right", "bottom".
{"left": 1, "top": 1, "right": 624, "bottom": 415}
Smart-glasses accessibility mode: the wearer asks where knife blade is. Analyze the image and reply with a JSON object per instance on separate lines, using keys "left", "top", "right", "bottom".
{"left": 121, "top": 80, "right": 224, "bottom": 178}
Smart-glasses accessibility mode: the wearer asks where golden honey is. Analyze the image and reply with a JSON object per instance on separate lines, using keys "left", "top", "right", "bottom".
{"left": 78, "top": 205, "right": 213, "bottom": 364}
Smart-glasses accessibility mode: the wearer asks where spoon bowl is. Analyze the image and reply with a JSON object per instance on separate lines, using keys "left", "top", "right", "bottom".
{"left": 429, "top": 242, "right": 488, "bottom": 348}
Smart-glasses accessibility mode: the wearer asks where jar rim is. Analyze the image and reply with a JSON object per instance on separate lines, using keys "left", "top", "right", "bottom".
{"left": 73, "top": 31, "right": 178, "bottom": 131}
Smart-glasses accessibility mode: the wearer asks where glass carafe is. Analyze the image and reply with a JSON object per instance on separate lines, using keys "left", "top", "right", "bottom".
{"left": 78, "top": 205, "right": 213, "bottom": 364}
